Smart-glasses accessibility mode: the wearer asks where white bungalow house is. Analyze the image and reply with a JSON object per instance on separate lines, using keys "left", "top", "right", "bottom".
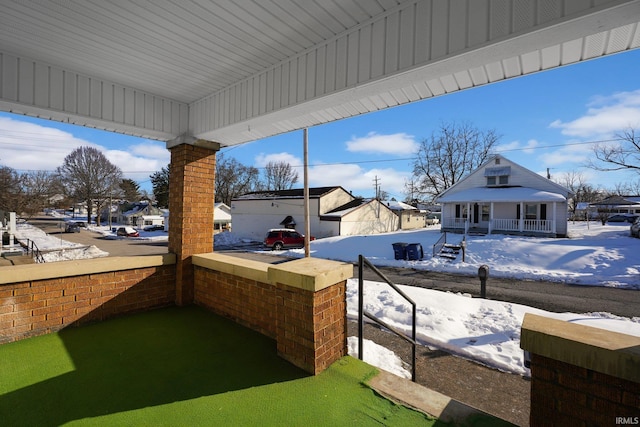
{"left": 435, "top": 155, "right": 573, "bottom": 237}
{"left": 231, "top": 186, "right": 398, "bottom": 240}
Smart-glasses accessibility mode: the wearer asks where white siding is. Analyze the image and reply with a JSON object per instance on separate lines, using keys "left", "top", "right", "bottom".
{"left": 231, "top": 198, "right": 321, "bottom": 241}
{"left": 338, "top": 201, "right": 398, "bottom": 236}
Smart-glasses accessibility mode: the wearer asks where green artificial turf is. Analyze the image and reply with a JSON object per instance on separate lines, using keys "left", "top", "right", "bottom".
{"left": 0, "top": 306, "right": 434, "bottom": 426}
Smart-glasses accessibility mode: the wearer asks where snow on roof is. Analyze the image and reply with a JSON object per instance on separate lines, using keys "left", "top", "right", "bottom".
{"left": 382, "top": 200, "right": 417, "bottom": 211}
{"left": 437, "top": 186, "right": 566, "bottom": 203}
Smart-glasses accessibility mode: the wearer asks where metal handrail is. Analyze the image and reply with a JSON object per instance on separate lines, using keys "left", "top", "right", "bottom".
{"left": 17, "top": 238, "right": 45, "bottom": 263}
{"left": 358, "top": 254, "right": 417, "bottom": 382}
{"left": 432, "top": 231, "right": 447, "bottom": 257}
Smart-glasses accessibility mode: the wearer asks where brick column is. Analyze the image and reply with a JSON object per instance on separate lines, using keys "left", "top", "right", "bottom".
{"left": 168, "top": 139, "right": 219, "bottom": 306}
{"left": 268, "top": 257, "right": 352, "bottom": 375}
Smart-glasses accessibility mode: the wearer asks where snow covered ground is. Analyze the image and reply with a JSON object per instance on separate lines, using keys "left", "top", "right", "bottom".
{"left": 10, "top": 220, "right": 640, "bottom": 378}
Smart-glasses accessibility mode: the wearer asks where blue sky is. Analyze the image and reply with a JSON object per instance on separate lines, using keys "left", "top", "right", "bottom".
{"left": 2, "top": 48, "right": 640, "bottom": 200}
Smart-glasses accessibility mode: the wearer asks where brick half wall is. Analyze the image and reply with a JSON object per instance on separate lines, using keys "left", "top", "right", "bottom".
{"left": 521, "top": 313, "right": 640, "bottom": 427}
{"left": 193, "top": 253, "right": 352, "bottom": 375}
{"left": 1, "top": 255, "right": 176, "bottom": 344}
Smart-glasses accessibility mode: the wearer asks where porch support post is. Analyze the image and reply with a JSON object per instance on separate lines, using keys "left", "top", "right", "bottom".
{"left": 553, "top": 202, "right": 557, "bottom": 234}
{"left": 489, "top": 202, "right": 494, "bottom": 234}
{"left": 167, "top": 136, "right": 220, "bottom": 306}
{"left": 519, "top": 202, "right": 524, "bottom": 232}
{"left": 465, "top": 202, "right": 470, "bottom": 234}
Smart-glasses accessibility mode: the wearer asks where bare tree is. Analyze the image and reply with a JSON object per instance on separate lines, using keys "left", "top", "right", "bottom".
{"left": 21, "top": 170, "right": 58, "bottom": 219}
{"left": 263, "top": 160, "right": 299, "bottom": 191}
{"left": 0, "top": 167, "right": 58, "bottom": 218}
{"left": 589, "top": 127, "right": 640, "bottom": 174}
{"left": 556, "top": 171, "right": 601, "bottom": 220}
{"left": 56, "top": 146, "right": 122, "bottom": 225}
{"left": 0, "top": 165, "right": 25, "bottom": 214}
{"left": 410, "top": 121, "right": 500, "bottom": 200}
{"left": 215, "top": 154, "right": 261, "bottom": 205}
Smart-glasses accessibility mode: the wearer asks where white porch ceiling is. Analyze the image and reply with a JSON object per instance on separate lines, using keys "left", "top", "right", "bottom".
{"left": 1, "top": 0, "right": 640, "bottom": 146}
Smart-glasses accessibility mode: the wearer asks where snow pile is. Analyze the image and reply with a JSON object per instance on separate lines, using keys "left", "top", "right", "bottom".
{"left": 347, "top": 279, "right": 640, "bottom": 376}
{"left": 214, "top": 231, "right": 259, "bottom": 247}
{"left": 42, "top": 245, "right": 109, "bottom": 262}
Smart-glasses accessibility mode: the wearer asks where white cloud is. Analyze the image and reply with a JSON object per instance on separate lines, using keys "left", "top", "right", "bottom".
{"left": 550, "top": 89, "right": 640, "bottom": 138}
{"left": 254, "top": 152, "right": 302, "bottom": 168}
{"left": 309, "top": 163, "right": 411, "bottom": 198}
{"left": 129, "top": 142, "right": 170, "bottom": 162}
{"left": 0, "top": 117, "right": 98, "bottom": 171}
{"left": 0, "top": 116, "right": 168, "bottom": 185}
{"left": 496, "top": 139, "right": 539, "bottom": 155}
{"left": 346, "top": 132, "right": 418, "bottom": 155}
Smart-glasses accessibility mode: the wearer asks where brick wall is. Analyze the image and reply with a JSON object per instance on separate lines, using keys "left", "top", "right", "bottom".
{"left": 1, "top": 265, "right": 175, "bottom": 344}
{"left": 529, "top": 354, "right": 640, "bottom": 427}
{"left": 194, "top": 266, "right": 277, "bottom": 339}
{"left": 275, "top": 280, "right": 347, "bottom": 375}
{"left": 193, "top": 254, "right": 351, "bottom": 375}
{"left": 521, "top": 313, "right": 640, "bottom": 427}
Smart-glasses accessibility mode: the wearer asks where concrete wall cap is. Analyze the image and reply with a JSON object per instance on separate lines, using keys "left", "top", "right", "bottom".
{"left": 193, "top": 252, "right": 269, "bottom": 283}
{"left": 268, "top": 257, "right": 353, "bottom": 291}
{"left": 0, "top": 254, "right": 176, "bottom": 285}
{"left": 521, "top": 313, "right": 640, "bottom": 383}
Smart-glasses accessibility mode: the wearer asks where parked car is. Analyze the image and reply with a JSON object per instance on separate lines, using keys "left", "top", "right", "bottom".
{"left": 425, "top": 213, "right": 440, "bottom": 225}
{"left": 264, "top": 229, "right": 314, "bottom": 250}
{"left": 607, "top": 214, "right": 639, "bottom": 223}
{"left": 65, "top": 222, "right": 80, "bottom": 233}
{"left": 631, "top": 217, "right": 640, "bottom": 238}
{"left": 144, "top": 224, "right": 164, "bottom": 231}
{"left": 116, "top": 226, "right": 139, "bottom": 237}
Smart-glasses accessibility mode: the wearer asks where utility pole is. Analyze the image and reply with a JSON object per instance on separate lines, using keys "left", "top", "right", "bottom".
{"left": 303, "top": 128, "right": 310, "bottom": 258}
{"left": 373, "top": 175, "right": 381, "bottom": 218}
{"left": 373, "top": 175, "right": 381, "bottom": 200}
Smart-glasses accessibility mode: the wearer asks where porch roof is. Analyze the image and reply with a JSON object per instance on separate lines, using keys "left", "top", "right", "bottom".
{"left": 437, "top": 187, "right": 567, "bottom": 203}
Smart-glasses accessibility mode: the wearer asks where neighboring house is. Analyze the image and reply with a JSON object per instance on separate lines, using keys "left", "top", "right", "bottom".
{"left": 590, "top": 195, "right": 640, "bottom": 215}
{"left": 436, "top": 154, "right": 573, "bottom": 237}
{"left": 119, "top": 202, "right": 164, "bottom": 226}
{"left": 319, "top": 198, "right": 398, "bottom": 236}
{"left": 231, "top": 186, "right": 398, "bottom": 240}
{"left": 214, "top": 202, "right": 232, "bottom": 232}
{"left": 383, "top": 200, "right": 427, "bottom": 230}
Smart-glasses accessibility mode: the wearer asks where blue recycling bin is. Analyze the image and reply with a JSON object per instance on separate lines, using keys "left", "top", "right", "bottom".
{"left": 406, "top": 243, "right": 424, "bottom": 260}
{"left": 392, "top": 242, "right": 408, "bottom": 260}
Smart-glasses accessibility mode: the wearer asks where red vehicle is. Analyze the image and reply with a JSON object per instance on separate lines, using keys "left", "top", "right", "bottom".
{"left": 264, "top": 229, "right": 314, "bottom": 250}
{"left": 116, "top": 226, "right": 139, "bottom": 237}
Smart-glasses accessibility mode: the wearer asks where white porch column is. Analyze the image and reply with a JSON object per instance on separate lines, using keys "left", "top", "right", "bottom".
{"left": 553, "top": 202, "right": 557, "bottom": 234}
{"left": 519, "top": 202, "right": 524, "bottom": 232}
{"left": 489, "top": 202, "right": 494, "bottom": 234}
{"left": 465, "top": 202, "right": 470, "bottom": 234}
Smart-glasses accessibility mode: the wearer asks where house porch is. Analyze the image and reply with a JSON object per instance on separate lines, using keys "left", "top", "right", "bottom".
{"left": 441, "top": 200, "right": 564, "bottom": 237}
